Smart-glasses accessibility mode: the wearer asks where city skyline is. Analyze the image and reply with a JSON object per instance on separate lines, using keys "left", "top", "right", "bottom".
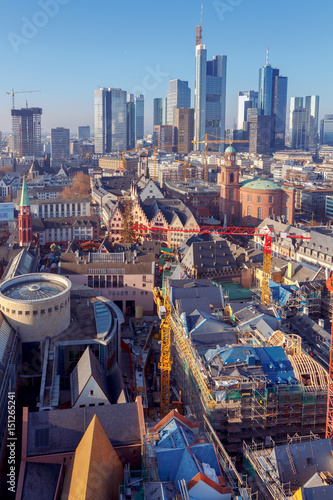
{"left": 0, "top": 0, "right": 332, "bottom": 134}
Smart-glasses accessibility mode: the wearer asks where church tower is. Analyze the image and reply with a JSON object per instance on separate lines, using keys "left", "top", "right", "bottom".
{"left": 220, "top": 146, "right": 240, "bottom": 224}
{"left": 18, "top": 177, "right": 32, "bottom": 247}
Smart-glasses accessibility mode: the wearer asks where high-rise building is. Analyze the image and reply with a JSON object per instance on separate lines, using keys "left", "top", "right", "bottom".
{"left": 153, "top": 98, "right": 167, "bottom": 128}
{"left": 127, "top": 94, "right": 135, "bottom": 150}
{"left": 320, "top": 115, "right": 333, "bottom": 146}
{"left": 237, "top": 91, "right": 258, "bottom": 129}
{"left": 249, "top": 111, "right": 271, "bottom": 155}
{"left": 77, "top": 126, "right": 90, "bottom": 140}
{"left": 135, "top": 94, "right": 144, "bottom": 142}
{"left": 289, "top": 97, "right": 303, "bottom": 135}
{"left": 291, "top": 108, "right": 308, "bottom": 149}
{"left": 11, "top": 107, "right": 42, "bottom": 157}
{"left": 166, "top": 80, "right": 191, "bottom": 127}
{"left": 194, "top": 23, "right": 227, "bottom": 151}
{"left": 94, "top": 88, "right": 127, "bottom": 154}
{"left": 153, "top": 125, "right": 173, "bottom": 148}
{"left": 174, "top": 108, "right": 194, "bottom": 154}
{"left": 305, "top": 95, "right": 320, "bottom": 148}
{"left": 0, "top": 132, "right": 2, "bottom": 152}
{"left": 51, "top": 127, "right": 70, "bottom": 168}
{"left": 258, "top": 53, "right": 287, "bottom": 149}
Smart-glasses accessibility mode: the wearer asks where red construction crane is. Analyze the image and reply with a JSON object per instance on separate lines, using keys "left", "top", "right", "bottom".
{"left": 326, "top": 273, "right": 333, "bottom": 439}
{"left": 131, "top": 224, "right": 311, "bottom": 306}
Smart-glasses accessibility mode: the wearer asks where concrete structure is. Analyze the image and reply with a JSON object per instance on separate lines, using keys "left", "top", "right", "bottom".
{"left": 28, "top": 197, "right": 90, "bottom": 219}
{"left": 174, "top": 107, "right": 194, "bottom": 154}
{"left": 249, "top": 113, "right": 271, "bottom": 155}
{"left": 11, "top": 107, "right": 42, "bottom": 157}
{"left": 0, "top": 274, "right": 71, "bottom": 342}
{"left": 301, "top": 188, "right": 333, "bottom": 219}
{"left": 51, "top": 127, "right": 70, "bottom": 168}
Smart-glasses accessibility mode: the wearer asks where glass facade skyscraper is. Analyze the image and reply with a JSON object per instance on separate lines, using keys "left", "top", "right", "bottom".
{"left": 237, "top": 91, "right": 258, "bottom": 129}
{"left": 127, "top": 94, "right": 135, "bottom": 150}
{"left": 194, "top": 42, "right": 207, "bottom": 151}
{"left": 274, "top": 76, "right": 288, "bottom": 150}
{"left": 94, "top": 88, "right": 127, "bottom": 154}
{"left": 320, "top": 115, "right": 333, "bottom": 146}
{"left": 153, "top": 98, "right": 167, "bottom": 127}
{"left": 166, "top": 80, "right": 191, "bottom": 127}
{"left": 135, "top": 94, "right": 144, "bottom": 142}
{"left": 11, "top": 107, "right": 42, "bottom": 157}
{"left": 305, "top": 95, "right": 320, "bottom": 148}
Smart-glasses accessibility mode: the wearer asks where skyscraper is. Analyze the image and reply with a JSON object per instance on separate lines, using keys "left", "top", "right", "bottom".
{"left": 249, "top": 110, "right": 271, "bottom": 155}
{"left": 135, "top": 94, "right": 144, "bottom": 142}
{"left": 127, "top": 94, "right": 135, "bottom": 150}
{"left": 320, "top": 115, "right": 333, "bottom": 146}
{"left": 258, "top": 51, "right": 287, "bottom": 149}
{"left": 94, "top": 88, "right": 127, "bottom": 154}
{"left": 289, "top": 97, "right": 303, "bottom": 135}
{"left": 153, "top": 125, "right": 173, "bottom": 148}
{"left": 291, "top": 108, "right": 308, "bottom": 149}
{"left": 51, "top": 127, "right": 70, "bottom": 168}
{"left": 305, "top": 95, "right": 320, "bottom": 148}
{"left": 174, "top": 108, "right": 194, "bottom": 154}
{"left": 194, "top": 21, "right": 227, "bottom": 151}
{"left": 11, "top": 107, "right": 42, "bottom": 157}
{"left": 237, "top": 91, "right": 258, "bottom": 129}
{"left": 166, "top": 80, "right": 191, "bottom": 127}
{"left": 78, "top": 126, "right": 90, "bottom": 140}
{"left": 153, "top": 98, "right": 167, "bottom": 127}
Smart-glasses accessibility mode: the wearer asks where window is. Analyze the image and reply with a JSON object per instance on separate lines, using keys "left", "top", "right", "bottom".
{"left": 286, "top": 195, "right": 289, "bottom": 203}
{"left": 48, "top": 308, "right": 52, "bottom": 313}
{"left": 258, "top": 207, "right": 262, "bottom": 219}
{"left": 25, "top": 311, "right": 30, "bottom": 316}
{"left": 269, "top": 207, "right": 273, "bottom": 216}
{"left": 248, "top": 195, "right": 251, "bottom": 202}
{"left": 41, "top": 309, "right": 45, "bottom": 315}
{"left": 106, "top": 275, "right": 112, "bottom": 288}
{"left": 240, "top": 194, "right": 243, "bottom": 201}
{"left": 230, "top": 189, "right": 234, "bottom": 201}
{"left": 269, "top": 196, "right": 273, "bottom": 203}
{"left": 33, "top": 310, "right": 38, "bottom": 316}
{"left": 229, "top": 172, "right": 234, "bottom": 183}
{"left": 258, "top": 196, "right": 262, "bottom": 203}
{"left": 18, "top": 311, "right": 22, "bottom": 315}
{"left": 118, "top": 275, "right": 123, "bottom": 287}
{"left": 90, "top": 390, "right": 93, "bottom": 396}
{"left": 247, "top": 206, "right": 251, "bottom": 216}
{"left": 113, "top": 275, "right": 117, "bottom": 288}
{"left": 88, "top": 276, "right": 93, "bottom": 288}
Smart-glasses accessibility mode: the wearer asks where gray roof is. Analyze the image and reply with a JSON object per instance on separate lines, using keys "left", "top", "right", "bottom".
{"left": 181, "top": 239, "right": 238, "bottom": 272}
{"left": 27, "top": 401, "right": 141, "bottom": 456}
{"left": 70, "top": 347, "right": 112, "bottom": 406}
{"left": 21, "top": 463, "right": 61, "bottom": 500}
{"left": 270, "top": 438, "right": 333, "bottom": 488}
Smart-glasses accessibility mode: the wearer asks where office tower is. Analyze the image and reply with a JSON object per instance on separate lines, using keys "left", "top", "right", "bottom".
{"left": 11, "top": 107, "right": 42, "bottom": 157}
{"left": 127, "top": 94, "right": 135, "bottom": 150}
{"left": 291, "top": 108, "right": 308, "bottom": 149}
{"left": 51, "top": 127, "right": 70, "bottom": 168}
{"left": 174, "top": 108, "right": 194, "bottom": 154}
{"left": 305, "top": 95, "right": 320, "bottom": 148}
{"left": 289, "top": 97, "right": 303, "bottom": 134}
{"left": 153, "top": 125, "right": 173, "bottom": 148}
{"left": 77, "top": 126, "right": 90, "bottom": 140}
{"left": 94, "top": 88, "right": 127, "bottom": 154}
{"left": 135, "top": 94, "right": 144, "bottom": 142}
{"left": 154, "top": 98, "right": 167, "bottom": 128}
{"left": 258, "top": 51, "right": 287, "bottom": 149}
{"left": 166, "top": 80, "right": 191, "bottom": 127}
{"left": 194, "top": 22, "right": 227, "bottom": 151}
{"left": 237, "top": 91, "right": 258, "bottom": 129}
{"left": 0, "top": 132, "right": 2, "bottom": 152}
{"left": 249, "top": 111, "right": 271, "bottom": 155}
{"left": 320, "top": 115, "right": 333, "bottom": 146}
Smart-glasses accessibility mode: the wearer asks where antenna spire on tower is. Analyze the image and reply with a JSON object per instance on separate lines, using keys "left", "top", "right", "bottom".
{"left": 201, "top": 3, "right": 203, "bottom": 29}
{"left": 266, "top": 46, "right": 269, "bottom": 65}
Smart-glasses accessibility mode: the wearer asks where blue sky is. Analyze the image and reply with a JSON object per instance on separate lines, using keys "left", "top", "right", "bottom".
{"left": 0, "top": 0, "right": 332, "bottom": 135}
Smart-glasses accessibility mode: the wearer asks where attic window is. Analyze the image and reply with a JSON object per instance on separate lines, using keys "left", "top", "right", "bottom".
{"left": 306, "top": 457, "right": 313, "bottom": 466}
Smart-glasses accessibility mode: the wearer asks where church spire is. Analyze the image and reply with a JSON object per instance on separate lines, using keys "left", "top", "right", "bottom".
{"left": 20, "top": 176, "right": 30, "bottom": 207}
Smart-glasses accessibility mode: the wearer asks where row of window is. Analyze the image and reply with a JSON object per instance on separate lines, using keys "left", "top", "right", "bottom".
{"left": 1, "top": 300, "right": 67, "bottom": 316}
{"left": 88, "top": 275, "right": 124, "bottom": 288}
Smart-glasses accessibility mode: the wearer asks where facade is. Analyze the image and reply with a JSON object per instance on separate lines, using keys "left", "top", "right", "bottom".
{"left": 249, "top": 113, "right": 271, "bottom": 155}
{"left": 77, "top": 125, "right": 90, "bottom": 140}
{"left": 0, "top": 274, "right": 71, "bottom": 342}
{"left": 135, "top": 94, "right": 144, "bottom": 142}
{"left": 18, "top": 177, "right": 32, "bottom": 247}
{"left": 220, "top": 146, "right": 241, "bottom": 223}
{"left": 301, "top": 188, "right": 333, "bottom": 219}
{"left": 274, "top": 76, "right": 288, "bottom": 149}
{"left": 153, "top": 125, "right": 173, "bottom": 148}
{"left": 320, "top": 115, "right": 333, "bottom": 146}
{"left": 11, "top": 107, "right": 42, "bottom": 157}
{"left": 291, "top": 108, "right": 308, "bottom": 149}
{"left": 37, "top": 215, "right": 100, "bottom": 246}
{"left": 29, "top": 197, "right": 90, "bottom": 219}
{"left": 326, "top": 196, "right": 333, "bottom": 219}
{"left": 51, "top": 127, "right": 70, "bottom": 168}
{"left": 127, "top": 94, "right": 135, "bottom": 150}
{"left": 237, "top": 90, "right": 258, "bottom": 129}
{"left": 194, "top": 39, "right": 207, "bottom": 151}
{"left": 153, "top": 97, "right": 167, "bottom": 127}
{"left": 305, "top": 95, "right": 320, "bottom": 148}
{"left": 206, "top": 55, "right": 227, "bottom": 148}
{"left": 166, "top": 79, "right": 191, "bottom": 127}
{"left": 94, "top": 88, "right": 127, "bottom": 154}
{"left": 289, "top": 97, "right": 303, "bottom": 134}
{"left": 174, "top": 108, "right": 194, "bottom": 154}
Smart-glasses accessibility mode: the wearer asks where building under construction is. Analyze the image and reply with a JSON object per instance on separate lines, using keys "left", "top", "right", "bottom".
{"left": 160, "top": 278, "right": 328, "bottom": 456}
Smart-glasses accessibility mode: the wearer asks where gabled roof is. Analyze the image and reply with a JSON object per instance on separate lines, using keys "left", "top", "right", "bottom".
{"left": 70, "top": 347, "right": 112, "bottom": 406}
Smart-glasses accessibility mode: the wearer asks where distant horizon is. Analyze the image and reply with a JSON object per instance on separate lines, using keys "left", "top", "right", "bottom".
{"left": 1, "top": 0, "right": 332, "bottom": 135}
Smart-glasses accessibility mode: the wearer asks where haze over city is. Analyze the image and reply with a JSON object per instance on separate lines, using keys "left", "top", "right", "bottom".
{"left": 0, "top": 0, "right": 332, "bottom": 133}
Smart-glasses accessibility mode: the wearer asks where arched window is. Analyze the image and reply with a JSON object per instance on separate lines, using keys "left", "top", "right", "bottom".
{"left": 258, "top": 196, "right": 262, "bottom": 203}
{"left": 247, "top": 206, "right": 251, "bottom": 216}
{"left": 258, "top": 207, "right": 262, "bottom": 219}
{"left": 229, "top": 172, "right": 234, "bottom": 183}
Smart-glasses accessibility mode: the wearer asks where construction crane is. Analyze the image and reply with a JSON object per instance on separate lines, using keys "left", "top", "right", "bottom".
{"left": 6, "top": 89, "right": 41, "bottom": 109}
{"left": 134, "top": 223, "right": 310, "bottom": 416}
{"left": 326, "top": 272, "right": 333, "bottom": 439}
{"left": 192, "top": 134, "right": 249, "bottom": 181}
{"left": 175, "top": 159, "right": 195, "bottom": 182}
{"left": 116, "top": 148, "right": 138, "bottom": 171}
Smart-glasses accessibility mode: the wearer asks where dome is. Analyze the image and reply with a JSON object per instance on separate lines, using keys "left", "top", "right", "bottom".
{"left": 3, "top": 278, "right": 67, "bottom": 301}
{"left": 240, "top": 178, "right": 282, "bottom": 191}
{"left": 225, "top": 146, "right": 236, "bottom": 153}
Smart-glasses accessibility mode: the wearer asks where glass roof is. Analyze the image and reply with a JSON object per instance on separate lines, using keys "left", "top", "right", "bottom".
{"left": 93, "top": 301, "right": 112, "bottom": 339}
{"left": 3, "top": 279, "right": 67, "bottom": 301}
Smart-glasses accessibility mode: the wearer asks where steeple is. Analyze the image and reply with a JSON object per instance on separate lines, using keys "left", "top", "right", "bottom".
{"left": 20, "top": 176, "right": 30, "bottom": 207}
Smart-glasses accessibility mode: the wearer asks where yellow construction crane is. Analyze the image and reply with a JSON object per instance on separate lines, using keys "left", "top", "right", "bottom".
{"left": 116, "top": 147, "right": 139, "bottom": 170}
{"left": 192, "top": 134, "right": 249, "bottom": 181}
{"left": 175, "top": 159, "right": 194, "bottom": 182}
{"left": 6, "top": 89, "right": 41, "bottom": 109}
